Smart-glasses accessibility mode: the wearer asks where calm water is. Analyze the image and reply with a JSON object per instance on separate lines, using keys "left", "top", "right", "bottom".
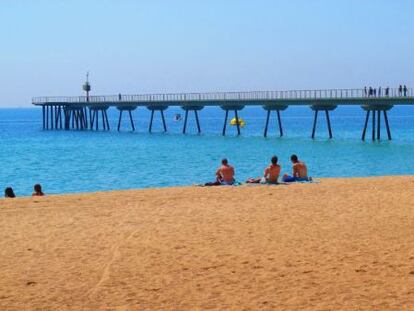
{"left": 1, "top": 106, "right": 414, "bottom": 196}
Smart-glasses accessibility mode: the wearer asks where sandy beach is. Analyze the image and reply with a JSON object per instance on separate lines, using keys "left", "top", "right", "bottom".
{"left": 0, "top": 176, "right": 413, "bottom": 310}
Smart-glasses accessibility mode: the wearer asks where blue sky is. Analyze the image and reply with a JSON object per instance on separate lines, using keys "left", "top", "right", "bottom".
{"left": 1, "top": 0, "right": 413, "bottom": 107}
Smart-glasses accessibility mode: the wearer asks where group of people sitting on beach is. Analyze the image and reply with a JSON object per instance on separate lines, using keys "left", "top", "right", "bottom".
{"left": 205, "top": 154, "right": 310, "bottom": 186}
{"left": 4, "top": 156, "right": 309, "bottom": 197}
{"left": 4, "top": 184, "right": 44, "bottom": 198}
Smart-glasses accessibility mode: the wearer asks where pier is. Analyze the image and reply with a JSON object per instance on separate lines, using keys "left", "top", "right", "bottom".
{"left": 33, "top": 88, "right": 414, "bottom": 141}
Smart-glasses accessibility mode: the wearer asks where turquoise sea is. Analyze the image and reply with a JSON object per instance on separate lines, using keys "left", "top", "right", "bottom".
{"left": 1, "top": 106, "right": 414, "bottom": 196}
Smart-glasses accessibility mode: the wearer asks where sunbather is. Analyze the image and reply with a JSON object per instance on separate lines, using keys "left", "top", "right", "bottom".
{"left": 282, "top": 154, "right": 310, "bottom": 182}
{"left": 246, "top": 156, "right": 281, "bottom": 184}
{"left": 205, "top": 158, "right": 235, "bottom": 186}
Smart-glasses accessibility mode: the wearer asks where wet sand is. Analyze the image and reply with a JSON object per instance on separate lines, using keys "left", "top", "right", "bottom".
{"left": 0, "top": 176, "right": 413, "bottom": 310}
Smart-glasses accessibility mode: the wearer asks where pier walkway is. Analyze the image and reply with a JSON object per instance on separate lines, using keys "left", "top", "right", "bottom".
{"left": 32, "top": 88, "right": 414, "bottom": 140}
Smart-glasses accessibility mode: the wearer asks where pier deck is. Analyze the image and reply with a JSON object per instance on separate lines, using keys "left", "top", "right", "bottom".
{"left": 32, "top": 88, "right": 414, "bottom": 140}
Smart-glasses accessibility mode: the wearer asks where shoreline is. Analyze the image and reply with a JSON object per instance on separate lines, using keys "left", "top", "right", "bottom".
{"left": 1, "top": 174, "right": 413, "bottom": 201}
{"left": 1, "top": 175, "right": 413, "bottom": 309}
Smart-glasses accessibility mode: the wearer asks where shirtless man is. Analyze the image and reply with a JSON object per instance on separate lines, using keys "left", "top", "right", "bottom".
{"left": 216, "top": 158, "right": 235, "bottom": 185}
{"left": 205, "top": 158, "right": 235, "bottom": 186}
{"left": 282, "top": 154, "right": 309, "bottom": 182}
{"left": 246, "top": 156, "right": 281, "bottom": 184}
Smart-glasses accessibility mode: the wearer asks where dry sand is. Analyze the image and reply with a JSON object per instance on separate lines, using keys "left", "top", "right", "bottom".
{"left": 0, "top": 176, "right": 413, "bottom": 310}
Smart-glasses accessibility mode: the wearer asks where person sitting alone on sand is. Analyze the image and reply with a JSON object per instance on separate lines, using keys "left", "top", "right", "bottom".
{"left": 282, "top": 154, "right": 310, "bottom": 182}
{"left": 246, "top": 155, "right": 281, "bottom": 184}
{"left": 4, "top": 187, "right": 16, "bottom": 198}
{"left": 32, "top": 184, "right": 44, "bottom": 196}
{"left": 204, "top": 158, "right": 235, "bottom": 186}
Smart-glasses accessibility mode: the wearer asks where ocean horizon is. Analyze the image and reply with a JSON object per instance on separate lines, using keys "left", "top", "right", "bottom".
{"left": 2, "top": 105, "right": 414, "bottom": 196}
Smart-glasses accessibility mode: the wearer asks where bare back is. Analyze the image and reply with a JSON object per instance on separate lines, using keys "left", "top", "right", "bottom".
{"left": 293, "top": 161, "right": 307, "bottom": 178}
{"left": 216, "top": 165, "right": 235, "bottom": 182}
{"left": 264, "top": 164, "right": 281, "bottom": 183}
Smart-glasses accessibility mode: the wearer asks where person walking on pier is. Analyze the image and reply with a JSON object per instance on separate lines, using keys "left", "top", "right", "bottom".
{"left": 364, "top": 86, "right": 367, "bottom": 97}
{"left": 282, "top": 154, "right": 309, "bottom": 182}
{"left": 378, "top": 87, "right": 382, "bottom": 97}
{"left": 385, "top": 87, "right": 390, "bottom": 97}
{"left": 373, "top": 88, "right": 377, "bottom": 97}
{"left": 118, "top": 93, "right": 122, "bottom": 101}
{"left": 403, "top": 85, "right": 408, "bottom": 97}
{"left": 399, "top": 85, "right": 403, "bottom": 96}
{"left": 368, "top": 87, "right": 373, "bottom": 97}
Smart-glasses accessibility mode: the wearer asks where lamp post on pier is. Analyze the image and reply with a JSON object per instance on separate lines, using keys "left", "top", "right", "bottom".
{"left": 81, "top": 72, "right": 91, "bottom": 128}
{"left": 83, "top": 72, "right": 91, "bottom": 102}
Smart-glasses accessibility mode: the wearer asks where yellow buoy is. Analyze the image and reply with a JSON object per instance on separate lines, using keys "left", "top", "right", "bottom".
{"left": 230, "top": 117, "right": 245, "bottom": 127}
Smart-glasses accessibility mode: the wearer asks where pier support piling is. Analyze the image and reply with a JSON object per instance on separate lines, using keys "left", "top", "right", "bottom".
{"left": 50, "top": 105, "right": 54, "bottom": 130}
{"left": 147, "top": 106, "right": 168, "bottom": 133}
{"left": 102, "top": 110, "right": 106, "bottom": 130}
{"left": 277, "top": 110, "right": 283, "bottom": 137}
{"left": 362, "top": 110, "right": 370, "bottom": 140}
{"left": 161, "top": 110, "right": 167, "bottom": 132}
{"left": 377, "top": 110, "right": 381, "bottom": 141}
{"left": 45, "top": 105, "right": 49, "bottom": 129}
{"left": 234, "top": 110, "right": 241, "bottom": 135}
{"left": 262, "top": 106, "right": 287, "bottom": 137}
{"left": 89, "top": 108, "right": 93, "bottom": 129}
{"left": 372, "top": 109, "right": 376, "bottom": 141}
{"left": 384, "top": 110, "right": 392, "bottom": 140}
{"left": 104, "top": 111, "right": 109, "bottom": 130}
{"left": 264, "top": 110, "right": 270, "bottom": 137}
{"left": 183, "top": 110, "right": 189, "bottom": 134}
{"left": 64, "top": 108, "right": 69, "bottom": 130}
{"left": 42, "top": 106, "right": 45, "bottom": 130}
{"left": 86, "top": 106, "right": 110, "bottom": 131}
{"left": 310, "top": 105, "right": 337, "bottom": 139}
{"left": 149, "top": 110, "right": 154, "bottom": 132}
{"left": 54, "top": 106, "right": 58, "bottom": 128}
{"left": 84, "top": 108, "right": 88, "bottom": 129}
{"left": 361, "top": 105, "right": 393, "bottom": 141}
{"left": 58, "top": 106, "right": 63, "bottom": 129}
{"left": 222, "top": 110, "right": 229, "bottom": 136}
{"left": 195, "top": 110, "right": 201, "bottom": 133}
{"left": 325, "top": 110, "right": 333, "bottom": 139}
{"left": 95, "top": 110, "right": 99, "bottom": 130}
{"left": 71, "top": 110, "right": 75, "bottom": 129}
{"left": 220, "top": 105, "right": 245, "bottom": 136}
{"left": 117, "top": 107, "right": 137, "bottom": 131}
{"left": 128, "top": 110, "right": 135, "bottom": 131}
{"left": 311, "top": 110, "right": 318, "bottom": 139}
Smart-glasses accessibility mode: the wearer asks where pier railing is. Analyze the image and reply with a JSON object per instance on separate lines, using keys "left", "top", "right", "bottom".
{"left": 32, "top": 87, "right": 413, "bottom": 104}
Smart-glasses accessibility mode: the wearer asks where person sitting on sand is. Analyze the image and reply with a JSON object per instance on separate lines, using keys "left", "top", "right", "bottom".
{"left": 282, "top": 154, "right": 310, "bottom": 182}
{"left": 205, "top": 158, "right": 235, "bottom": 186}
{"left": 4, "top": 187, "right": 16, "bottom": 198}
{"left": 32, "top": 184, "right": 44, "bottom": 196}
{"left": 246, "top": 155, "right": 281, "bottom": 184}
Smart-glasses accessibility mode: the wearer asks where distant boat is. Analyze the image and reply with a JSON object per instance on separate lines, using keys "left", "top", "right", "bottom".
{"left": 230, "top": 117, "right": 246, "bottom": 127}
{"left": 173, "top": 114, "right": 182, "bottom": 121}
